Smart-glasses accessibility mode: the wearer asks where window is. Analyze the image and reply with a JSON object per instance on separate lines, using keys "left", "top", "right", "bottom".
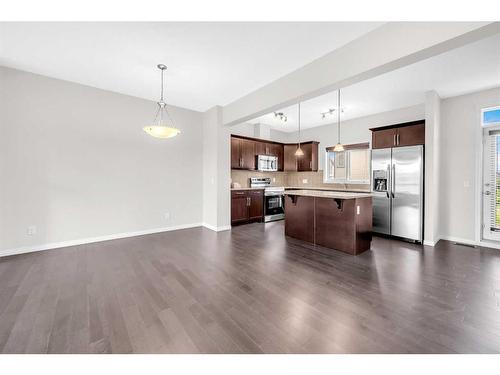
{"left": 324, "top": 143, "right": 370, "bottom": 184}
{"left": 482, "top": 107, "right": 500, "bottom": 127}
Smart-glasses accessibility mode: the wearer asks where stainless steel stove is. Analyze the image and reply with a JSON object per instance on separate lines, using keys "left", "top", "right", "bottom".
{"left": 250, "top": 178, "right": 285, "bottom": 222}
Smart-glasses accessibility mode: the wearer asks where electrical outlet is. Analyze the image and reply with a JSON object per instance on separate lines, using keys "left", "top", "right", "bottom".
{"left": 27, "top": 225, "right": 37, "bottom": 236}
{"left": 302, "top": 179, "right": 308, "bottom": 184}
{"left": 164, "top": 212, "right": 171, "bottom": 221}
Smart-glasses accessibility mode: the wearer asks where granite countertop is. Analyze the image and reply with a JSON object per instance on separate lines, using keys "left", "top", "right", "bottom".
{"left": 230, "top": 187, "right": 265, "bottom": 191}
{"left": 285, "top": 189, "right": 372, "bottom": 199}
{"left": 285, "top": 186, "right": 370, "bottom": 193}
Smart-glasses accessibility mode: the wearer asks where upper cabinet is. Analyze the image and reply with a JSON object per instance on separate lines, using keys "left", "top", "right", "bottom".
{"left": 297, "top": 142, "right": 319, "bottom": 172}
{"left": 231, "top": 135, "right": 318, "bottom": 172}
{"left": 284, "top": 142, "right": 319, "bottom": 172}
{"left": 370, "top": 121, "right": 425, "bottom": 149}
{"left": 231, "top": 137, "right": 255, "bottom": 170}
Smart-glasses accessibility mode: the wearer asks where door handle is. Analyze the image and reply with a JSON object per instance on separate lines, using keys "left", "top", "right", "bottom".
{"left": 392, "top": 164, "right": 396, "bottom": 198}
{"left": 386, "top": 164, "right": 391, "bottom": 199}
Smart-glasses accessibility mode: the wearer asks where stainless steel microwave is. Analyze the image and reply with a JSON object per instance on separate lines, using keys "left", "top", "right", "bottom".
{"left": 257, "top": 155, "right": 278, "bottom": 172}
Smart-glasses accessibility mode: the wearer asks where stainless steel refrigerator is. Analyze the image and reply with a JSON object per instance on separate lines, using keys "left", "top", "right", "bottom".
{"left": 371, "top": 145, "right": 424, "bottom": 242}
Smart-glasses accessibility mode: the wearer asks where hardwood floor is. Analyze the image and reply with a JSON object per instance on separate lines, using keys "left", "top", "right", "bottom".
{"left": 1, "top": 221, "right": 500, "bottom": 353}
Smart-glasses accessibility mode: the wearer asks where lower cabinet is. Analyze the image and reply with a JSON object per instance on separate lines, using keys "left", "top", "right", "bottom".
{"left": 231, "top": 190, "right": 264, "bottom": 225}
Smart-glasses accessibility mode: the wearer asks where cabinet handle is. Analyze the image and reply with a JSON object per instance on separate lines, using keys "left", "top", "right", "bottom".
{"left": 393, "top": 134, "right": 396, "bottom": 146}
{"left": 247, "top": 197, "right": 250, "bottom": 206}
{"left": 397, "top": 133, "right": 400, "bottom": 145}
{"left": 240, "top": 157, "right": 243, "bottom": 167}
{"left": 310, "top": 161, "right": 312, "bottom": 169}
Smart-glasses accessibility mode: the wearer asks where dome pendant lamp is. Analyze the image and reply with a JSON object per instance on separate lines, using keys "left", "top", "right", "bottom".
{"left": 143, "top": 64, "right": 181, "bottom": 139}
{"left": 295, "top": 102, "right": 305, "bottom": 157}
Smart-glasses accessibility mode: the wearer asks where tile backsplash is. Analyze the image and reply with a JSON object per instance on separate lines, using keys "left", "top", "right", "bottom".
{"left": 231, "top": 170, "right": 370, "bottom": 191}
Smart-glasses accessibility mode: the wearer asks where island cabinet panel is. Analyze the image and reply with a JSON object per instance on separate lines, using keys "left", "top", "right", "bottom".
{"left": 284, "top": 192, "right": 373, "bottom": 255}
{"left": 315, "top": 197, "right": 357, "bottom": 254}
{"left": 284, "top": 195, "right": 314, "bottom": 243}
{"left": 314, "top": 197, "right": 372, "bottom": 255}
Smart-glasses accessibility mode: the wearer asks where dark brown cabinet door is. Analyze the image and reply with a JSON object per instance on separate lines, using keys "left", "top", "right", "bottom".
{"left": 284, "top": 195, "right": 314, "bottom": 243}
{"left": 231, "top": 191, "right": 249, "bottom": 224}
{"left": 396, "top": 123, "right": 425, "bottom": 147}
{"left": 297, "top": 142, "right": 319, "bottom": 172}
{"left": 284, "top": 144, "right": 298, "bottom": 171}
{"left": 372, "top": 128, "right": 397, "bottom": 149}
{"left": 240, "top": 139, "right": 255, "bottom": 170}
{"left": 254, "top": 141, "right": 266, "bottom": 156}
{"left": 267, "top": 143, "right": 284, "bottom": 171}
{"left": 231, "top": 137, "right": 241, "bottom": 169}
{"left": 248, "top": 190, "right": 264, "bottom": 220}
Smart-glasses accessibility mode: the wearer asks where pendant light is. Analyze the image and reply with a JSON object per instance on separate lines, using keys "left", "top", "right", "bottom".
{"left": 295, "top": 102, "right": 304, "bottom": 156}
{"left": 333, "top": 89, "right": 344, "bottom": 152}
{"left": 143, "top": 64, "right": 181, "bottom": 139}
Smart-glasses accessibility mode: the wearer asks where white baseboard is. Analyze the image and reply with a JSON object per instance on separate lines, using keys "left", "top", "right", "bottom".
{"left": 202, "top": 223, "right": 231, "bottom": 232}
{"left": 423, "top": 240, "right": 437, "bottom": 246}
{"left": 436, "top": 235, "right": 500, "bottom": 250}
{"left": 0, "top": 222, "right": 203, "bottom": 258}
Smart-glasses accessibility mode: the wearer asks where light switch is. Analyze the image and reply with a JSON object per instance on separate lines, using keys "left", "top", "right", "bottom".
{"left": 463, "top": 180, "right": 470, "bottom": 188}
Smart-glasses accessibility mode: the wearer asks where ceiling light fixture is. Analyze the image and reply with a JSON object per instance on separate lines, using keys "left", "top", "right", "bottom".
{"left": 321, "top": 107, "right": 345, "bottom": 119}
{"left": 295, "top": 103, "right": 304, "bottom": 157}
{"left": 274, "top": 112, "right": 288, "bottom": 123}
{"left": 333, "top": 89, "right": 344, "bottom": 152}
{"left": 143, "top": 64, "right": 181, "bottom": 139}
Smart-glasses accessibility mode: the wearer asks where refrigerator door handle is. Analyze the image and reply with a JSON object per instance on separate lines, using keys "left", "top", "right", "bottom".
{"left": 386, "top": 163, "right": 391, "bottom": 198}
{"left": 392, "top": 164, "right": 396, "bottom": 198}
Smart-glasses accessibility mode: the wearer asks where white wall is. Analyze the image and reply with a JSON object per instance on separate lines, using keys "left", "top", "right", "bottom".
{"left": 0, "top": 66, "right": 203, "bottom": 254}
{"left": 440, "top": 86, "right": 500, "bottom": 243}
{"left": 288, "top": 104, "right": 425, "bottom": 171}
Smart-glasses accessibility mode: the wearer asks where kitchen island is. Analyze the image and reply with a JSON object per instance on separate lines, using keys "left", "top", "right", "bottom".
{"left": 284, "top": 190, "right": 373, "bottom": 255}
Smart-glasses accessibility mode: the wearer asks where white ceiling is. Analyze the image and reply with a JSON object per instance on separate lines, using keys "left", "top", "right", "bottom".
{"left": 250, "top": 33, "right": 500, "bottom": 132}
{"left": 0, "top": 22, "right": 383, "bottom": 112}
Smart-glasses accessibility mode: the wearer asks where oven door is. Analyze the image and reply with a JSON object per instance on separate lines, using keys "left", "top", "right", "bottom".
{"left": 264, "top": 194, "right": 285, "bottom": 221}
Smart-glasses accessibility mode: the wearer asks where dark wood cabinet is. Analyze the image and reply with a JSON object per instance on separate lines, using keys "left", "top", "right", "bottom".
{"left": 231, "top": 137, "right": 255, "bottom": 170}
{"left": 231, "top": 135, "right": 317, "bottom": 172}
{"left": 284, "top": 195, "right": 315, "bottom": 243}
{"left": 285, "top": 194, "right": 373, "bottom": 255}
{"left": 231, "top": 189, "right": 264, "bottom": 225}
{"left": 371, "top": 120, "right": 425, "bottom": 149}
{"left": 372, "top": 128, "right": 397, "bottom": 149}
{"left": 248, "top": 190, "right": 264, "bottom": 221}
{"left": 284, "top": 142, "right": 318, "bottom": 172}
{"left": 284, "top": 144, "right": 298, "bottom": 172}
{"left": 297, "top": 142, "right": 319, "bottom": 172}
{"left": 231, "top": 191, "right": 249, "bottom": 224}
{"left": 397, "top": 123, "right": 425, "bottom": 147}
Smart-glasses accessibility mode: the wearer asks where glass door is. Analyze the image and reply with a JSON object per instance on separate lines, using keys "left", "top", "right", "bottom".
{"left": 482, "top": 127, "right": 500, "bottom": 241}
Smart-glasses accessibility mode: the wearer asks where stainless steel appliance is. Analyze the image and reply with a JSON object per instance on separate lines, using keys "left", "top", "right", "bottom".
{"left": 250, "top": 177, "right": 285, "bottom": 222}
{"left": 371, "top": 145, "right": 424, "bottom": 242}
{"left": 256, "top": 155, "right": 278, "bottom": 172}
